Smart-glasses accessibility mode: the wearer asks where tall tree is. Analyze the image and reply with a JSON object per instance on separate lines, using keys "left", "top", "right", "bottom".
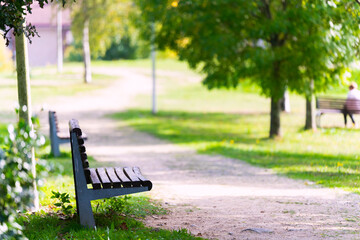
{"left": 70, "top": 0, "right": 133, "bottom": 83}
{"left": 135, "top": 0, "right": 359, "bottom": 138}
{"left": 291, "top": 1, "right": 359, "bottom": 130}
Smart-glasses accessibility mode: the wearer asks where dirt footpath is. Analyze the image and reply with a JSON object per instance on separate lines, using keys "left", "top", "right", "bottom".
{"left": 39, "top": 67, "right": 360, "bottom": 240}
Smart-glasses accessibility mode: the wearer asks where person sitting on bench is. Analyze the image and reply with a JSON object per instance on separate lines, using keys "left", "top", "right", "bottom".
{"left": 344, "top": 82, "right": 360, "bottom": 128}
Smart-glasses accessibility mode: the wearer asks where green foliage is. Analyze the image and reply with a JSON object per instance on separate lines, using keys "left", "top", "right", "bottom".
{"left": 0, "top": 115, "right": 46, "bottom": 239}
{"left": 101, "top": 34, "right": 149, "bottom": 60}
{"left": 70, "top": 0, "right": 136, "bottom": 59}
{"left": 136, "top": 1, "right": 359, "bottom": 97}
{"left": 0, "top": 0, "right": 69, "bottom": 45}
{"left": 64, "top": 42, "right": 83, "bottom": 62}
{"left": 50, "top": 191, "right": 73, "bottom": 217}
{"left": 95, "top": 196, "right": 167, "bottom": 218}
{"left": 0, "top": 37, "right": 13, "bottom": 72}
{"left": 135, "top": 0, "right": 360, "bottom": 136}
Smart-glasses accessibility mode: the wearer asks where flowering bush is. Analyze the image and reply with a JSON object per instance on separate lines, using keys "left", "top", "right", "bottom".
{"left": 0, "top": 116, "right": 46, "bottom": 239}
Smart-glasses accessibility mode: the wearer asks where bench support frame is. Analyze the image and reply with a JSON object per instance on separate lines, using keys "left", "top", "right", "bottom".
{"left": 49, "top": 111, "right": 69, "bottom": 157}
{"left": 70, "top": 132, "right": 148, "bottom": 228}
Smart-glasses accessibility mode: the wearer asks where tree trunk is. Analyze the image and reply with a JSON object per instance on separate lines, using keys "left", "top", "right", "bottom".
{"left": 57, "top": 5, "right": 63, "bottom": 73}
{"left": 305, "top": 80, "right": 317, "bottom": 130}
{"left": 151, "top": 22, "right": 157, "bottom": 115}
{"left": 82, "top": 16, "right": 92, "bottom": 83}
{"left": 15, "top": 29, "right": 39, "bottom": 210}
{"left": 270, "top": 96, "right": 282, "bottom": 138}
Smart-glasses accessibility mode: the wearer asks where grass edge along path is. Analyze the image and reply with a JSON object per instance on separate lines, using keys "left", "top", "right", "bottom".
{"left": 111, "top": 109, "right": 360, "bottom": 195}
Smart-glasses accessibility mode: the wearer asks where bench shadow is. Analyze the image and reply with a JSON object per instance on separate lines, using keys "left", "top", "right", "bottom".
{"left": 110, "top": 109, "right": 269, "bottom": 146}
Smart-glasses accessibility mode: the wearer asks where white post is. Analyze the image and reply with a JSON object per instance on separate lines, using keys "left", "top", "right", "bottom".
{"left": 151, "top": 23, "right": 157, "bottom": 114}
{"left": 57, "top": 5, "right": 63, "bottom": 73}
{"left": 283, "top": 90, "right": 291, "bottom": 113}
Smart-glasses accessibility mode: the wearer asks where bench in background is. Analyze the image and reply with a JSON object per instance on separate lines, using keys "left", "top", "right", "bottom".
{"left": 316, "top": 97, "right": 360, "bottom": 127}
{"left": 49, "top": 111, "right": 87, "bottom": 157}
{"left": 69, "top": 119, "right": 152, "bottom": 228}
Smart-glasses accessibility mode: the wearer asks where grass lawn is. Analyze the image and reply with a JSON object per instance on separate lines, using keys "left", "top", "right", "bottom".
{"left": 91, "top": 58, "right": 195, "bottom": 72}
{"left": 0, "top": 67, "right": 116, "bottom": 108}
{"left": 17, "top": 152, "right": 203, "bottom": 240}
{"left": 111, "top": 64, "right": 360, "bottom": 194}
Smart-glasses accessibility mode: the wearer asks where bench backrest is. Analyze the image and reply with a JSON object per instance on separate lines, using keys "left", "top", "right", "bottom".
{"left": 49, "top": 111, "right": 61, "bottom": 134}
{"left": 317, "top": 97, "right": 360, "bottom": 113}
{"left": 316, "top": 98, "right": 346, "bottom": 110}
{"left": 69, "top": 119, "right": 153, "bottom": 191}
{"left": 69, "top": 119, "right": 91, "bottom": 183}
{"left": 344, "top": 99, "right": 360, "bottom": 112}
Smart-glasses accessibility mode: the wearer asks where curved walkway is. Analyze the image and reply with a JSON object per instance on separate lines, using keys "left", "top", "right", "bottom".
{"left": 40, "top": 67, "right": 360, "bottom": 240}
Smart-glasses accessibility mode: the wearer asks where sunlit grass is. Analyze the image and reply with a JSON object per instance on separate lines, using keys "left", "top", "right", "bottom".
{"left": 92, "top": 58, "right": 195, "bottom": 72}
{"left": 18, "top": 151, "right": 203, "bottom": 240}
{"left": 111, "top": 66, "right": 360, "bottom": 194}
{"left": 112, "top": 109, "right": 360, "bottom": 194}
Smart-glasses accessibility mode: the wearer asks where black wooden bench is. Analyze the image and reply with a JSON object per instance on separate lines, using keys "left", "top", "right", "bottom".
{"left": 316, "top": 97, "right": 360, "bottom": 127}
{"left": 69, "top": 119, "right": 152, "bottom": 228}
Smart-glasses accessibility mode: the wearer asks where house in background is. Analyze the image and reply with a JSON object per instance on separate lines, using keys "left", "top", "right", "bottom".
{"left": 8, "top": 4, "right": 72, "bottom": 67}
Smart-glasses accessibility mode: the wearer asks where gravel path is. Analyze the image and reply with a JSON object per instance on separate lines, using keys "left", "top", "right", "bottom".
{"left": 38, "top": 67, "right": 360, "bottom": 240}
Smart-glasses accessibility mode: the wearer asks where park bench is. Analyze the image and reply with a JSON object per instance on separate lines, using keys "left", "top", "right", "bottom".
{"left": 69, "top": 119, "right": 152, "bottom": 228}
{"left": 316, "top": 97, "right": 360, "bottom": 127}
{"left": 49, "top": 111, "right": 70, "bottom": 157}
{"left": 49, "top": 111, "right": 87, "bottom": 157}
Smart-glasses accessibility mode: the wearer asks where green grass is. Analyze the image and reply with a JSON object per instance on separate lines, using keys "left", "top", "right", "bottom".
{"left": 19, "top": 151, "right": 203, "bottom": 240}
{"left": 92, "top": 58, "right": 195, "bottom": 72}
{"left": 112, "top": 109, "right": 360, "bottom": 193}
{"left": 0, "top": 64, "right": 117, "bottom": 122}
{"left": 109, "top": 65, "right": 360, "bottom": 194}
{"left": 0, "top": 123, "right": 7, "bottom": 135}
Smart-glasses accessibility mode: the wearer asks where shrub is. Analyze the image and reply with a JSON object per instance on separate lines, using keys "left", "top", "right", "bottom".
{"left": 0, "top": 114, "right": 46, "bottom": 239}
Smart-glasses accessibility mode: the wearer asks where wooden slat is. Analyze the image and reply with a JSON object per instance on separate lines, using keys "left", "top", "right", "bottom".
{"left": 80, "top": 153, "right": 87, "bottom": 162}
{"left": 123, "top": 167, "right": 141, "bottom": 187}
{"left": 96, "top": 168, "right": 112, "bottom": 189}
{"left": 83, "top": 160, "right": 89, "bottom": 169}
{"left": 79, "top": 145, "right": 86, "bottom": 153}
{"left": 132, "top": 167, "right": 153, "bottom": 190}
{"left": 77, "top": 137, "right": 85, "bottom": 145}
{"left": 89, "top": 168, "right": 101, "bottom": 189}
{"left": 114, "top": 167, "right": 132, "bottom": 187}
{"left": 105, "top": 167, "right": 122, "bottom": 188}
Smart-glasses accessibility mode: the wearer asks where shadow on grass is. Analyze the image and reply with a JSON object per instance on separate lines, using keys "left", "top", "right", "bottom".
{"left": 111, "top": 109, "right": 360, "bottom": 193}
{"left": 111, "top": 109, "right": 269, "bottom": 145}
{"left": 202, "top": 145, "right": 360, "bottom": 192}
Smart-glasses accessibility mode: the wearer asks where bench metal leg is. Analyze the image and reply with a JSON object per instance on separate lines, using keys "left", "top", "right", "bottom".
{"left": 78, "top": 196, "right": 96, "bottom": 228}
{"left": 316, "top": 113, "right": 322, "bottom": 128}
{"left": 49, "top": 111, "right": 61, "bottom": 157}
{"left": 50, "top": 138, "right": 61, "bottom": 157}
